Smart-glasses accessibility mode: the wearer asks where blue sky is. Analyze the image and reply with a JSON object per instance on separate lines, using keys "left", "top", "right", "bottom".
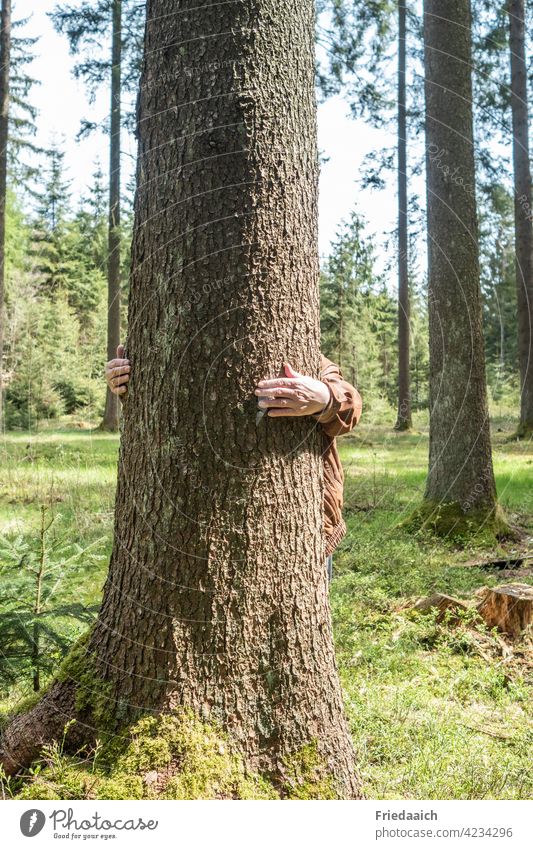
{"left": 21, "top": 0, "right": 397, "bottom": 261}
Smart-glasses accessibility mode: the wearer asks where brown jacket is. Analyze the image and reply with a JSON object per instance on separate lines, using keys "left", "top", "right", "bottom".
{"left": 316, "top": 356, "right": 362, "bottom": 556}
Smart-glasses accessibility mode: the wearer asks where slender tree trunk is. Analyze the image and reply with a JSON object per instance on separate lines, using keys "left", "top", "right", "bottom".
{"left": 31, "top": 622, "right": 40, "bottom": 693}
{"left": 101, "top": 0, "right": 122, "bottom": 432}
{"left": 498, "top": 230, "right": 506, "bottom": 373}
{"left": 508, "top": 0, "right": 533, "bottom": 437}
{"left": 1, "top": 0, "right": 360, "bottom": 797}
{"left": 32, "top": 506, "right": 46, "bottom": 693}
{"left": 395, "top": 0, "right": 412, "bottom": 431}
{"left": 0, "top": 0, "right": 11, "bottom": 429}
{"left": 422, "top": 0, "right": 499, "bottom": 526}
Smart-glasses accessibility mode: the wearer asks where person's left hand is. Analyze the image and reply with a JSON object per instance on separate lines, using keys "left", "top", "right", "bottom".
{"left": 254, "top": 363, "right": 331, "bottom": 417}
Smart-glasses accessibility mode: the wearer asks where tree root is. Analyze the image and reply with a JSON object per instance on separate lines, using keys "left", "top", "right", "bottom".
{"left": 0, "top": 680, "right": 92, "bottom": 777}
{"left": 511, "top": 423, "right": 533, "bottom": 441}
{"left": 402, "top": 500, "right": 515, "bottom": 543}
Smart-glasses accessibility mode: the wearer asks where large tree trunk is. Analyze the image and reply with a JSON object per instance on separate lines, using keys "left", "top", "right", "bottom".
{"left": 421, "top": 0, "right": 499, "bottom": 527}
{"left": 100, "top": 0, "right": 122, "bottom": 432}
{"left": 395, "top": 0, "right": 412, "bottom": 431}
{"left": 1, "top": 0, "right": 360, "bottom": 798}
{"left": 508, "top": 0, "right": 533, "bottom": 437}
{"left": 0, "top": 0, "right": 11, "bottom": 428}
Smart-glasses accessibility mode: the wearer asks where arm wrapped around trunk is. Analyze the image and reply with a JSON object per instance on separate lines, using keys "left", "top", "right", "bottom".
{"left": 316, "top": 356, "right": 362, "bottom": 438}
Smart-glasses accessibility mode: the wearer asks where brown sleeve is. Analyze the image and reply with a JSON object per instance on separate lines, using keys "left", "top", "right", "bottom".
{"left": 314, "top": 355, "right": 362, "bottom": 438}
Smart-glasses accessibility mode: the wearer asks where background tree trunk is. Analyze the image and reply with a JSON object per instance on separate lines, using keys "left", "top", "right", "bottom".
{"left": 1, "top": 0, "right": 360, "bottom": 798}
{"left": 422, "top": 0, "right": 498, "bottom": 522}
{"left": 0, "top": 0, "right": 11, "bottom": 428}
{"left": 508, "top": 0, "right": 533, "bottom": 437}
{"left": 395, "top": 0, "right": 412, "bottom": 431}
{"left": 101, "top": 0, "right": 122, "bottom": 432}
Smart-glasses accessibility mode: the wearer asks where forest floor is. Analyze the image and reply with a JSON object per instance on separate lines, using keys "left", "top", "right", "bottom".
{"left": 0, "top": 418, "right": 531, "bottom": 799}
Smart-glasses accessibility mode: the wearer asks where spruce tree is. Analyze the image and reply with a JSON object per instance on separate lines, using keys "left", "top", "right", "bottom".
{"left": 1, "top": 0, "right": 361, "bottom": 798}
{"left": 51, "top": 0, "right": 144, "bottom": 432}
{"left": 320, "top": 209, "right": 395, "bottom": 400}
{"left": 0, "top": 0, "right": 12, "bottom": 426}
{"left": 318, "top": 0, "right": 417, "bottom": 429}
{"left": 472, "top": 0, "right": 532, "bottom": 433}
{"left": 508, "top": 0, "right": 533, "bottom": 436}
{"left": 395, "top": 0, "right": 412, "bottom": 429}
{"left": 419, "top": 0, "right": 504, "bottom": 535}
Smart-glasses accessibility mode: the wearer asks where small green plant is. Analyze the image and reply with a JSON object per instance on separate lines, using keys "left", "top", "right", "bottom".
{"left": 0, "top": 763, "right": 16, "bottom": 800}
{"left": 0, "top": 505, "right": 103, "bottom": 692}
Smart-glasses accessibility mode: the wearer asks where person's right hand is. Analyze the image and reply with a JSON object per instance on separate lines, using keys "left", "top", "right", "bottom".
{"left": 105, "top": 344, "right": 130, "bottom": 397}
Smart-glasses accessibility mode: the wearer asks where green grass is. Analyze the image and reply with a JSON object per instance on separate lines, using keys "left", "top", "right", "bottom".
{"left": 333, "top": 421, "right": 533, "bottom": 798}
{"left": 0, "top": 419, "right": 531, "bottom": 799}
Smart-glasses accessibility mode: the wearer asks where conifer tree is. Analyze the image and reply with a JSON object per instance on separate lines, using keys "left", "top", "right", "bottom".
{"left": 2, "top": 0, "right": 361, "bottom": 798}
{"left": 420, "top": 0, "right": 503, "bottom": 534}
{"left": 0, "top": 0, "right": 12, "bottom": 425}
{"left": 318, "top": 0, "right": 417, "bottom": 429}
{"left": 508, "top": 0, "right": 533, "bottom": 435}
{"left": 51, "top": 0, "right": 144, "bottom": 431}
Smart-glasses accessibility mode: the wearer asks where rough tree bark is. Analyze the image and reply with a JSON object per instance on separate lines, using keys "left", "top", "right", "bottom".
{"left": 508, "top": 0, "right": 533, "bottom": 438}
{"left": 0, "top": 0, "right": 360, "bottom": 798}
{"left": 421, "top": 0, "right": 501, "bottom": 531}
{"left": 395, "top": 0, "right": 412, "bottom": 431}
{"left": 0, "top": 0, "right": 11, "bottom": 427}
{"left": 101, "top": 0, "right": 122, "bottom": 432}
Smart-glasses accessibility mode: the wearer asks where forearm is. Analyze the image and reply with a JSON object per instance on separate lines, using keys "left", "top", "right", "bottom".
{"left": 317, "top": 362, "right": 362, "bottom": 437}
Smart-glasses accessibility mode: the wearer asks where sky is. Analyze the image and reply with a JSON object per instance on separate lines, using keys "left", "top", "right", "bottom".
{"left": 21, "top": 1, "right": 397, "bottom": 262}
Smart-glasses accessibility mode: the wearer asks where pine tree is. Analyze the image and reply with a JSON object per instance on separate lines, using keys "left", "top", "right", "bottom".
{"left": 0, "top": 506, "right": 101, "bottom": 691}
{"left": 33, "top": 145, "right": 74, "bottom": 297}
{"left": 318, "top": 0, "right": 418, "bottom": 430}
{"left": 418, "top": 0, "right": 505, "bottom": 536}
{"left": 320, "top": 211, "right": 375, "bottom": 379}
{"left": 508, "top": 0, "right": 533, "bottom": 436}
{"left": 7, "top": 150, "right": 110, "bottom": 423}
{"left": 4, "top": 296, "right": 65, "bottom": 430}
{"left": 8, "top": 17, "right": 41, "bottom": 188}
{"left": 395, "top": 0, "right": 412, "bottom": 430}
{"left": 472, "top": 0, "right": 533, "bottom": 433}
{"left": 77, "top": 164, "right": 108, "bottom": 274}
{"left": 0, "top": 0, "right": 12, "bottom": 426}
{"left": 1, "top": 0, "right": 361, "bottom": 797}
{"left": 51, "top": 0, "right": 145, "bottom": 432}
{"left": 32, "top": 148, "right": 105, "bottom": 323}
{"left": 479, "top": 183, "right": 518, "bottom": 381}
{"left": 320, "top": 209, "right": 397, "bottom": 407}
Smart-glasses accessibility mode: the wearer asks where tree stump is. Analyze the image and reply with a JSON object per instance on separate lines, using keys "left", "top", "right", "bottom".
{"left": 477, "top": 584, "right": 533, "bottom": 638}
{"left": 413, "top": 593, "right": 469, "bottom": 622}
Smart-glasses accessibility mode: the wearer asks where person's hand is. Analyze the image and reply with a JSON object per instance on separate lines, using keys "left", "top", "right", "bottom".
{"left": 105, "top": 344, "right": 130, "bottom": 397}
{"left": 254, "top": 363, "right": 331, "bottom": 417}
